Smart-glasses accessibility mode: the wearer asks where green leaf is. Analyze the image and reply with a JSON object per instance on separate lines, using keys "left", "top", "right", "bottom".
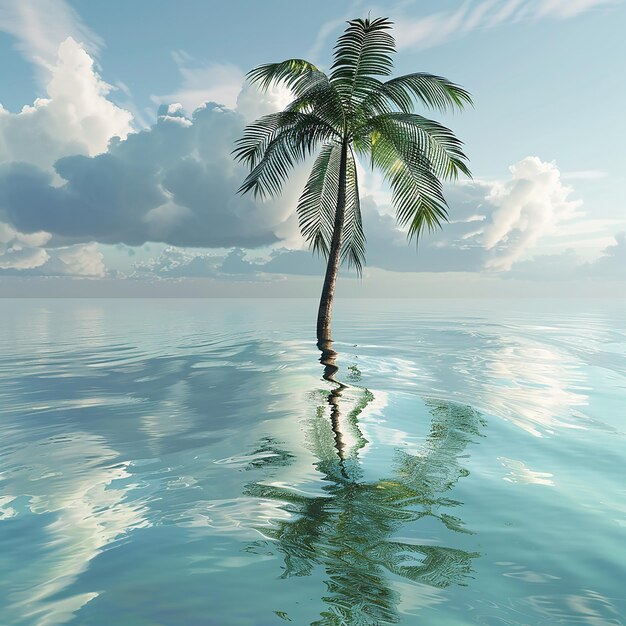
{"left": 340, "top": 147, "right": 365, "bottom": 273}
{"left": 234, "top": 112, "right": 337, "bottom": 198}
{"left": 296, "top": 142, "right": 341, "bottom": 257}
{"left": 359, "top": 112, "right": 471, "bottom": 180}
{"left": 330, "top": 17, "right": 396, "bottom": 109}
{"left": 247, "top": 59, "right": 320, "bottom": 93}
{"left": 358, "top": 72, "right": 473, "bottom": 117}
{"left": 366, "top": 128, "right": 450, "bottom": 240}
{"left": 296, "top": 144, "right": 365, "bottom": 273}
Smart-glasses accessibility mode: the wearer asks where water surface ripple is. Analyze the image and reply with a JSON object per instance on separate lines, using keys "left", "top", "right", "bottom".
{"left": 0, "top": 299, "right": 624, "bottom": 625}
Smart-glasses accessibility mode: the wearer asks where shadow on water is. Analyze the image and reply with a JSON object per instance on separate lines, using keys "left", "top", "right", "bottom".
{"left": 244, "top": 340, "right": 486, "bottom": 625}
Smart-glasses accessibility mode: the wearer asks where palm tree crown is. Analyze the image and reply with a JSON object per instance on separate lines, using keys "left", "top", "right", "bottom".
{"left": 234, "top": 17, "right": 472, "bottom": 343}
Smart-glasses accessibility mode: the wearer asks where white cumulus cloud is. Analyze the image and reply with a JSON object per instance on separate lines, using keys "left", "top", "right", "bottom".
{"left": 482, "top": 157, "right": 583, "bottom": 270}
{"left": 0, "top": 20, "right": 620, "bottom": 285}
{"left": 0, "top": 37, "right": 133, "bottom": 171}
{"left": 0, "top": 35, "right": 311, "bottom": 276}
{"left": 0, "top": 244, "right": 49, "bottom": 270}
{"left": 235, "top": 80, "right": 294, "bottom": 123}
{"left": 48, "top": 242, "right": 106, "bottom": 277}
{"left": 0, "top": 241, "right": 106, "bottom": 276}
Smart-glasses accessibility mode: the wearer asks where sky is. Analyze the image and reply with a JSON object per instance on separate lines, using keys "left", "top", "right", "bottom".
{"left": 0, "top": 0, "right": 625, "bottom": 297}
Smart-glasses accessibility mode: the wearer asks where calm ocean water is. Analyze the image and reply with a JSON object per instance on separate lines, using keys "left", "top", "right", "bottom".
{"left": 0, "top": 298, "right": 624, "bottom": 626}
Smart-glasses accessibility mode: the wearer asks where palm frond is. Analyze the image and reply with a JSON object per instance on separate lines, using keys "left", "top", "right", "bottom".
{"left": 330, "top": 17, "right": 396, "bottom": 108}
{"left": 297, "top": 143, "right": 365, "bottom": 273}
{"left": 233, "top": 109, "right": 337, "bottom": 170}
{"left": 340, "top": 148, "right": 365, "bottom": 273}
{"left": 296, "top": 142, "right": 341, "bottom": 257}
{"left": 357, "top": 112, "right": 471, "bottom": 180}
{"left": 285, "top": 73, "right": 345, "bottom": 130}
{"left": 247, "top": 59, "right": 320, "bottom": 94}
{"left": 359, "top": 73, "right": 473, "bottom": 117}
{"left": 236, "top": 114, "right": 336, "bottom": 198}
{"left": 368, "top": 132, "right": 449, "bottom": 241}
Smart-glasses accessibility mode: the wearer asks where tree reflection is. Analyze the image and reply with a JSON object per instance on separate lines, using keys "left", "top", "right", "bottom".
{"left": 245, "top": 342, "right": 485, "bottom": 625}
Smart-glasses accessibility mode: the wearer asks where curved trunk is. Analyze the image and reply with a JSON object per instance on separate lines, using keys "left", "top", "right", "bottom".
{"left": 317, "top": 139, "right": 348, "bottom": 346}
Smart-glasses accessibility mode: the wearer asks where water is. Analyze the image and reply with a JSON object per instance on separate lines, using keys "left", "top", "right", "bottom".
{"left": 0, "top": 298, "right": 624, "bottom": 626}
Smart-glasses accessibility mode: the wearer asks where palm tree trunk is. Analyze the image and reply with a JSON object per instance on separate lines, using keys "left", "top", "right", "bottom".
{"left": 317, "top": 140, "right": 348, "bottom": 345}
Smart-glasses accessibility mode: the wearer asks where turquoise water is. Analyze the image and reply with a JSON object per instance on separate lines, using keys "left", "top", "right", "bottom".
{"left": 0, "top": 299, "right": 624, "bottom": 625}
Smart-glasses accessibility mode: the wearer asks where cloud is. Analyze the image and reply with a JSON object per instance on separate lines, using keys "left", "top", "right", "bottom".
{"left": 0, "top": 0, "right": 102, "bottom": 77}
{"left": 306, "top": 1, "right": 366, "bottom": 62}
{"left": 127, "top": 246, "right": 322, "bottom": 280}
{"left": 130, "top": 246, "right": 222, "bottom": 279}
{"left": 0, "top": 46, "right": 305, "bottom": 250}
{"left": 152, "top": 51, "right": 245, "bottom": 114}
{"left": 505, "top": 248, "right": 583, "bottom": 281}
{"left": 395, "top": 3, "right": 479, "bottom": 50}
{"left": 534, "top": 0, "right": 621, "bottom": 19}
{"left": 348, "top": 158, "right": 583, "bottom": 275}
{"left": 0, "top": 37, "right": 133, "bottom": 171}
{"left": 0, "top": 242, "right": 105, "bottom": 276}
{"left": 0, "top": 38, "right": 308, "bottom": 277}
{"left": 0, "top": 221, "right": 50, "bottom": 246}
{"left": 221, "top": 247, "right": 326, "bottom": 276}
{"left": 110, "top": 156, "right": 606, "bottom": 282}
{"left": 0, "top": 244, "right": 49, "bottom": 270}
{"left": 482, "top": 157, "right": 583, "bottom": 270}
{"left": 235, "top": 80, "right": 294, "bottom": 123}
{"left": 0, "top": 221, "right": 51, "bottom": 271}
{"left": 561, "top": 170, "right": 608, "bottom": 181}
{"left": 505, "top": 233, "right": 626, "bottom": 281}
{"left": 47, "top": 242, "right": 106, "bottom": 277}
{"left": 138, "top": 187, "right": 489, "bottom": 280}
{"left": 152, "top": 51, "right": 293, "bottom": 123}
{"left": 222, "top": 193, "right": 487, "bottom": 277}
{"left": 587, "top": 232, "right": 626, "bottom": 278}
{"left": 0, "top": 35, "right": 618, "bottom": 285}
{"left": 394, "top": 0, "right": 620, "bottom": 50}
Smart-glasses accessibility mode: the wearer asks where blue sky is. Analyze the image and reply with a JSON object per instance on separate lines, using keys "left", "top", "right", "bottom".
{"left": 0, "top": 0, "right": 624, "bottom": 296}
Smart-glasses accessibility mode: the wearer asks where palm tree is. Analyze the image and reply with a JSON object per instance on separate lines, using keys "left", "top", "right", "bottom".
{"left": 234, "top": 16, "right": 471, "bottom": 345}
